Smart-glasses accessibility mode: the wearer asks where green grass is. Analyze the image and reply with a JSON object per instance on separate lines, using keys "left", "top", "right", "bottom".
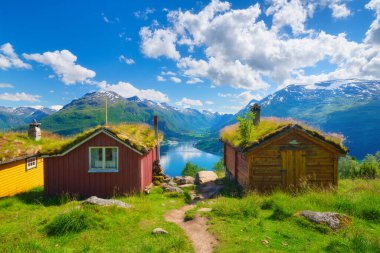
{"left": 0, "top": 187, "right": 192, "bottom": 253}
{"left": 202, "top": 179, "right": 380, "bottom": 252}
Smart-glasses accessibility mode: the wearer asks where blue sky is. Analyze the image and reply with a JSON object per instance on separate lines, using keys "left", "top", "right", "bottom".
{"left": 0, "top": 0, "right": 379, "bottom": 113}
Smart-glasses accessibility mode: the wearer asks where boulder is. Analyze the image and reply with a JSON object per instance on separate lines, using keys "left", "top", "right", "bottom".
{"left": 299, "top": 210, "right": 352, "bottom": 230}
{"left": 195, "top": 171, "right": 218, "bottom": 185}
{"left": 83, "top": 196, "right": 132, "bottom": 209}
{"left": 174, "top": 176, "right": 195, "bottom": 185}
{"left": 163, "top": 185, "right": 184, "bottom": 194}
{"left": 152, "top": 228, "right": 168, "bottom": 234}
{"left": 179, "top": 184, "right": 194, "bottom": 188}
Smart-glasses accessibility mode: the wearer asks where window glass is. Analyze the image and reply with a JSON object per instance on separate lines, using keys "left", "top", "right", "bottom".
{"left": 90, "top": 148, "right": 103, "bottom": 169}
{"left": 26, "top": 157, "right": 37, "bottom": 170}
{"left": 105, "top": 148, "right": 117, "bottom": 169}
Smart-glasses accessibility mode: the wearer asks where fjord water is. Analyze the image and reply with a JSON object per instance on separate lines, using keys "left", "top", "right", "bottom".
{"left": 160, "top": 142, "right": 221, "bottom": 177}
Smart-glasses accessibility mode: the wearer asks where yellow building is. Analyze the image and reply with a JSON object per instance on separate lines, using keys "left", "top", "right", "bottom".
{"left": 0, "top": 156, "right": 44, "bottom": 198}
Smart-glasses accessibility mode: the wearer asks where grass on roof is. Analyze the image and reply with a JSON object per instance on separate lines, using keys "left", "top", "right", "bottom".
{"left": 220, "top": 117, "right": 346, "bottom": 151}
{"left": 42, "top": 123, "right": 163, "bottom": 155}
{"left": 0, "top": 132, "right": 67, "bottom": 162}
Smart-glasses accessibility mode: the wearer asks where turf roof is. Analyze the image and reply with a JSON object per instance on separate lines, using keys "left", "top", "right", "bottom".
{"left": 220, "top": 117, "right": 348, "bottom": 153}
{"left": 0, "top": 123, "right": 162, "bottom": 163}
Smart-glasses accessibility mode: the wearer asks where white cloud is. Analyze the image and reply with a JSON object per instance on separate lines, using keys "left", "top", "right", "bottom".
{"left": 134, "top": 8, "right": 155, "bottom": 20}
{"left": 0, "top": 43, "right": 31, "bottom": 70}
{"left": 186, "top": 77, "right": 203, "bottom": 84}
{"left": 366, "top": 0, "right": 380, "bottom": 45}
{"left": 139, "top": 0, "right": 376, "bottom": 92}
{"left": 157, "top": 75, "right": 166, "bottom": 81}
{"left": 0, "top": 83, "right": 14, "bottom": 88}
{"left": 238, "top": 91, "right": 262, "bottom": 103}
{"left": 176, "top": 97, "right": 203, "bottom": 107}
{"left": 140, "top": 27, "right": 180, "bottom": 60}
{"left": 23, "top": 49, "right": 96, "bottom": 84}
{"left": 170, "top": 76, "right": 182, "bottom": 83}
{"left": 50, "top": 105, "right": 63, "bottom": 111}
{"left": 205, "top": 100, "right": 214, "bottom": 105}
{"left": 0, "top": 92, "right": 41, "bottom": 102}
{"left": 119, "top": 55, "right": 135, "bottom": 65}
{"left": 220, "top": 105, "right": 243, "bottom": 113}
{"left": 161, "top": 71, "right": 176, "bottom": 76}
{"left": 97, "top": 81, "right": 169, "bottom": 103}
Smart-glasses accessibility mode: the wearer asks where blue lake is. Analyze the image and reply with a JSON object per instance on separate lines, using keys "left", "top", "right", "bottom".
{"left": 160, "top": 142, "right": 221, "bottom": 177}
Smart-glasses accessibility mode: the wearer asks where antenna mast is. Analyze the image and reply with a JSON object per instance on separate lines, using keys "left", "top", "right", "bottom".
{"left": 105, "top": 97, "right": 108, "bottom": 127}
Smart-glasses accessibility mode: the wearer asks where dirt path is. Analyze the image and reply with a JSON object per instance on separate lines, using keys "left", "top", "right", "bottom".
{"left": 165, "top": 204, "right": 218, "bottom": 253}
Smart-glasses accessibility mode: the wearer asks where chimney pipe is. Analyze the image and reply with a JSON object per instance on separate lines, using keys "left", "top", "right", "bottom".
{"left": 154, "top": 115, "right": 160, "bottom": 161}
{"left": 250, "top": 103, "right": 261, "bottom": 126}
{"left": 28, "top": 119, "right": 41, "bottom": 141}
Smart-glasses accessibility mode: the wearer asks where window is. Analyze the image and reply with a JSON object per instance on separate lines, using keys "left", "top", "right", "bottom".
{"left": 89, "top": 147, "right": 118, "bottom": 172}
{"left": 26, "top": 157, "right": 37, "bottom": 170}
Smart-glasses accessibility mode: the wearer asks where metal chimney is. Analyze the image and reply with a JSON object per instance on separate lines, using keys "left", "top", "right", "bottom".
{"left": 28, "top": 119, "right": 41, "bottom": 141}
{"left": 250, "top": 103, "right": 261, "bottom": 126}
{"left": 154, "top": 115, "right": 160, "bottom": 161}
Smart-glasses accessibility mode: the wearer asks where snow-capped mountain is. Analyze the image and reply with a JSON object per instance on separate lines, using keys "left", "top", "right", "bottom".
{"left": 237, "top": 79, "right": 380, "bottom": 158}
{"left": 41, "top": 90, "right": 234, "bottom": 137}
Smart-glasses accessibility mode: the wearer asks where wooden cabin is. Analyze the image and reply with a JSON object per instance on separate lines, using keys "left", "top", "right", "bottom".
{"left": 221, "top": 105, "right": 348, "bottom": 191}
{"left": 0, "top": 121, "right": 47, "bottom": 198}
{"left": 43, "top": 124, "right": 162, "bottom": 197}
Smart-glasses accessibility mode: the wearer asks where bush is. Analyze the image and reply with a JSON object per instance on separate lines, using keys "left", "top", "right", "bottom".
{"left": 45, "top": 209, "right": 91, "bottom": 236}
{"left": 237, "top": 112, "right": 255, "bottom": 145}
{"left": 181, "top": 161, "right": 203, "bottom": 177}
{"left": 339, "top": 156, "right": 360, "bottom": 179}
{"left": 212, "top": 158, "right": 225, "bottom": 177}
{"left": 359, "top": 155, "right": 378, "bottom": 179}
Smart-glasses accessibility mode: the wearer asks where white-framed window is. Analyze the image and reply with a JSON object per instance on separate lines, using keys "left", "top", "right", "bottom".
{"left": 89, "top": 147, "right": 118, "bottom": 173}
{"left": 26, "top": 157, "right": 37, "bottom": 170}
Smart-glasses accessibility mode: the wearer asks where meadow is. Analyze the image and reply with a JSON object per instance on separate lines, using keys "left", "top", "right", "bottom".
{"left": 0, "top": 179, "right": 379, "bottom": 252}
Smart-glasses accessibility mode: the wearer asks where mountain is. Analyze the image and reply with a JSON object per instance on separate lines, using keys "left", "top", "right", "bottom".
{"left": 0, "top": 106, "right": 57, "bottom": 130}
{"left": 41, "top": 91, "right": 234, "bottom": 138}
{"left": 234, "top": 79, "right": 380, "bottom": 158}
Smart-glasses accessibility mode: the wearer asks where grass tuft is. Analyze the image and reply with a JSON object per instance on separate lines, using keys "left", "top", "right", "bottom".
{"left": 45, "top": 209, "right": 91, "bottom": 236}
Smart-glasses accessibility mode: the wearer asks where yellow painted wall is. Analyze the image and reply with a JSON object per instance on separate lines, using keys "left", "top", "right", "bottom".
{"left": 0, "top": 157, "right": 44, "bottom": 198}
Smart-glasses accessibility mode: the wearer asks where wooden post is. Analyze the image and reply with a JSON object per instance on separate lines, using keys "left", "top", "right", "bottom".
{"left": 154, "top": 115, "right": 160, "bottom": 161}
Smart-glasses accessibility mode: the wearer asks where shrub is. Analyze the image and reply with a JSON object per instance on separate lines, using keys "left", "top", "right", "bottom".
{"left": 339, "top": 156, "right": 360, "bottom": 179}
{"left": 359, "top": 155, "right": 378, "bottom": 179}
{"left": 236, "top": 112, "right": 255, "bottom": 145}
{"left": 45, "top": 209, "right": 91, "bottom": 236}
{"left": 212, "top": 158, "right": 225, "bottom": 177}
{"left": 181, "top": 161, "right": 203, "bottom": 177}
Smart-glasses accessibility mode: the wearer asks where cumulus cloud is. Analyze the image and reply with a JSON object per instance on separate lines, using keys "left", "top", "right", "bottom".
{"left": 97, "top": 81, "right": 169, "bottom": 103}
{"left": 176, "top": 97, "right": 203, "bottom": 107}
{"left": 170, "top": 76, "right": 182, "bottom": 83}
{"left": 0, "top": 92, "right": 41, "bottom": 102}
{"left": 50, "top": 105, "right": 63, "bottom": 111}
{"left": 0, "top": 83, "right": 14, "bottom": 88}
{"left": 138, "top": 0, "right": 379, "bottom": 92}
{"left": 186, "top": 77, "right": 203, "bottom": 84}
{"left": 23, "top": 50, "right": 96, "bottom": 84}
{"left": 0, "top": 43, "right": 31, "bottom": 70}
{"left": 119, "top": 55, "right": 135, "bottom": 65}
{"left": 140, "top": 27, "right": 180, "bottom": 60}
{"left": 157, "top": 75, "right": 166, "bottom": 81}
{"left": 218, "top": 91, "right": 262, "bottom": 104}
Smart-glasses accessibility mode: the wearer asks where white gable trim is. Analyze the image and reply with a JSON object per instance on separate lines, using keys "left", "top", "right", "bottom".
{"left": 42, "top": 128, "right": 144, "bottom": 158}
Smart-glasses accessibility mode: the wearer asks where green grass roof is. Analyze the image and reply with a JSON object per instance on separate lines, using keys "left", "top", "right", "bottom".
{"left": 220, "top": 117, "right": 348, "bottom": 153}
{"left": 0, "top": 123, "right": 163, "bottom": 163}
{"left": 43, "top": 123, "right": 163, "bottom": 156}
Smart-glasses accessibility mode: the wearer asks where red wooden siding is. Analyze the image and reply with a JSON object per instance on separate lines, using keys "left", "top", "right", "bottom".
{"left": 224, "top": 143, "right": 249, "bottom": 187}
{"left": 44, "top": 132, "right": 155, "bottom": 197}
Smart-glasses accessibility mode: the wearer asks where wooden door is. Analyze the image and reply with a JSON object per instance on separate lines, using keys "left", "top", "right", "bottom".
{"left": 281, "top": 150, "right": 306, "bottom": 187}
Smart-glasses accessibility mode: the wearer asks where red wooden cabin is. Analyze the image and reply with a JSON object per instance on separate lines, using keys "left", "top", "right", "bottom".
{"left": 43, "top": 126, "right": 159, "bottom": 197}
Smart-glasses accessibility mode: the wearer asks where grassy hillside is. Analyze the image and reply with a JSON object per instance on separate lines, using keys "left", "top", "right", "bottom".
{"left": 0, "top": 180, "right": 379, "bottom": 252}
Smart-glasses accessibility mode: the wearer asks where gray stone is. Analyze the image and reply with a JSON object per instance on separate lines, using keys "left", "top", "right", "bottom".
{"left": 163, "top": 185, "right": 184, "bottom": 193}
{"left": 195, "top": 171, "right": 218, "bottom": 185}
{"left": 152, "top": 228, "right": 168, "bottom": 234}
{"left": 299, "top": 210, "right": 352, "bottom": 230}
{"left": 179, "top": 184, "right": 194, "bottom": 188}
{"left": 174, "top": 176, "right": 195, "bottom": 185}
{"left": 83, "top": 196, "right": 132, "bottom": 209}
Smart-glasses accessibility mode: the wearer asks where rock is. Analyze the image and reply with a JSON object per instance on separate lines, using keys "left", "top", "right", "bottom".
{"left": 195, "top": 171, "right": 218, "bottom": 185}
{"left": 198, "top": 184, "right": 224, "bottom": 199}
{"left": 179, "top": 184, "right": 194, "bottom": 189}
{"left": 163, "top": 185, "right": 184, "bottom": 193}
{"left": 163, "top": 176, "right": 172, "bottom": 183}
{"left": 299, "top": 210, "right": 352, "bottom": 230}
{"left": 152, "top": 228, "right": 168, "bottom": 234}
{"left": 168, "top": 180, "right": 177, "bottom": 187}
{"left": 198, "top": 208, "right": 212, "bottom": 212}
{"left": 174, "top": 176, "right": 195, "bottom": 185}
{"left": 83, "top": 196, "right": 132, "bottom": 209}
